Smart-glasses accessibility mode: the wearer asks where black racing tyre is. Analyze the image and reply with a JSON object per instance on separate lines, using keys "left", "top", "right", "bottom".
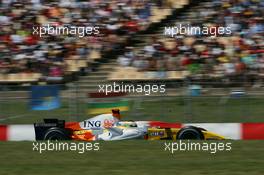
{"left": 43, "top": 127, "right": 70, "bottom": 140}
{"left": 176, "top": 126, "right": 204, "bottom": 140}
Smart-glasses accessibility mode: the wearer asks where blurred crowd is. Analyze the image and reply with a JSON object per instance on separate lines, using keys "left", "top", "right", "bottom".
{"left": 118, "top": 0, "right": 264, "bottom": 81}
{"left": 0, "top": 0, "right": 163, "bottom": 78}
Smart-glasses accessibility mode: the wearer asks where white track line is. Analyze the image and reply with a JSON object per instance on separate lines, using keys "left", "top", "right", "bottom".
{"left": 0, "top": 114, "right": 29, "bottom": 121}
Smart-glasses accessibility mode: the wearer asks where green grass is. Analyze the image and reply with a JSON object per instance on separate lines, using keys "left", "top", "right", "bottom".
{"left": 0, "top": 96, "right": 264, "bottom": 175}
{"left": 0, "top": 141, "right": 263, "bottom": 175}
{"left": 1, "top": 96, "right": 264, "bottom": 124}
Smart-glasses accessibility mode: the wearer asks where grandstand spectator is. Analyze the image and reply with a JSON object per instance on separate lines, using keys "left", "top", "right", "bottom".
{"left": 0, "top": 0, "right": 163, "bottom": 82}
{"left": 117, "top": 0, "right": 263, "bottom": 84}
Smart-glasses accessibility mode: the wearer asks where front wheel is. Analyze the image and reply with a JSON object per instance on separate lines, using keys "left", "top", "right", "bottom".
{"left": 176, "top": 126, "right": 204, "bottom": 140}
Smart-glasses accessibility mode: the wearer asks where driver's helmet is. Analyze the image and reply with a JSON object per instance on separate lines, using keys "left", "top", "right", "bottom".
{"left": 112, "top": 109, "right": 122, "bottom": 120}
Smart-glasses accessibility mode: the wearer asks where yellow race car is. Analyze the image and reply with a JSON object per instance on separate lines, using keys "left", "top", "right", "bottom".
{"left": 34, "top": 110, "right": 226, "bottom": 141}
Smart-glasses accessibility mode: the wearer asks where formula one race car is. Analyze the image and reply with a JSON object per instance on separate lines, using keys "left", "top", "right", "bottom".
{"left": 34, "top": 109, "right": 226, "bottom": 141}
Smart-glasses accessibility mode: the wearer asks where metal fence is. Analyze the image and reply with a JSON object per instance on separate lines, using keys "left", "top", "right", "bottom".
{"left": 0, "top": 83, "right": 264, "bottom": 125}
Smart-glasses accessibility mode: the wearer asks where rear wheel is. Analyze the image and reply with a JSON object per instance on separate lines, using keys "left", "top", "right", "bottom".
{"left": 44, "top": 127, "right": 70, "bottom": 140}
{"left": 176, "top": 126, "right": 204, "bottom": 140}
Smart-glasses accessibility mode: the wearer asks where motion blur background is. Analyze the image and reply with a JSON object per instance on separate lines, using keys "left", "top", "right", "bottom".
{"left": 0, "top": 1, "right": 264, "bottom": 175}
{"left": 0, "top": 0, "right": 263, "bottom": 124}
